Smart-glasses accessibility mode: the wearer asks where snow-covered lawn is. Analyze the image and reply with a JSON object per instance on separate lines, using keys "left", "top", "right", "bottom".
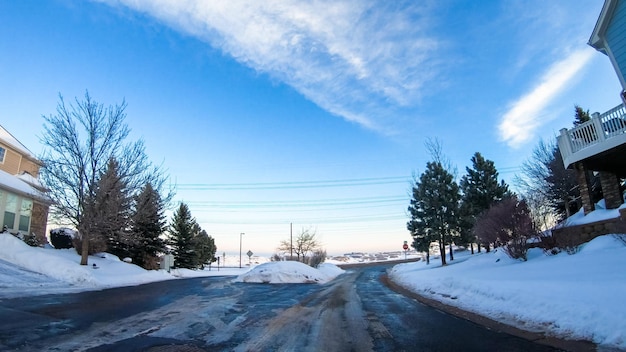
{"left": 0, "top": 233, "right": 345, "bottom": 298}
{"left": 389, "top": 234, "right": 626, "bottom": 350}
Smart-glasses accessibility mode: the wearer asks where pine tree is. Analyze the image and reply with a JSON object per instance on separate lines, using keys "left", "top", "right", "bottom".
{"left": 193, "top": 229, "right": 217, "bottom": 269}
{"left": 80, "top": 158, "right": 131, "bottom": 257}
{"left": 407, "top": 218, "right": 433, "bottom": 265}
{"left": 459, "top": 152, "right": 509, "bottom": 253}
{"left": 168, "top": 202, "right": 200, "bottom": 269}
{"left": 574, "top": 105, "right": 591, "bottom": 126}
{"left": 407, "top": 161, "right": 459, "bottom": 266}
{"left": 129, "top": 183, "right": 166, "bottom": 269}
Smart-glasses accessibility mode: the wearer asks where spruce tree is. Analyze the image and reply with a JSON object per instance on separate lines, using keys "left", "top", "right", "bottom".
{"left": 84, "top": 158, "right": 131, "bottom": 258}
{"left": 129, "top": 183, "right": 166, "bottom": 269}
{"left": 407, "top": 161, "right": 459, "bottom": 266}
{"left": 168, "top": 202, "right": 200, "bottom": 269}
{"left": 407, "top": 218, "right": 433, "bottom": 265}
{"left": 574, "top": 105, "right": 591, "bottom": 126}
{"left": 459, "top": 152, "right": 509, "bottom": 253}
{"left": 193, "top": 229, "right": 217, "bottom": 269}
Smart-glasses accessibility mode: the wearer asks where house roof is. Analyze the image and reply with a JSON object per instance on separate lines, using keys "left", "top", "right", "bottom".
{"left": 0, "top": 124, "right": 39, "bottom": 162}
{"left": 0, "top": 168, "right": 50, "bottom": 204}
{"left": 589, "top": 0, "right": 618, "bottom": 53}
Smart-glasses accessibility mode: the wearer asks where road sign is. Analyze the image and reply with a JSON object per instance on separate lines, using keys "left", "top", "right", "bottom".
{"left": 403, "top": 243, "right": 408, "bottom": 250}
{"left": 247, "top": 250, "right": 253, "bottom": 258}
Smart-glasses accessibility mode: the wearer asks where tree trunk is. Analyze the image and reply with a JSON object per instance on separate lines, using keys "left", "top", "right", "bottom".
{"left": 485, "top": 242, "right": 490, "bottom": 253}
{"left": 477, "top": 242, "right": 481, "bottom": 253}
{"left": 449, "top": 243, "right": 454, "bottom": 261}
{"left": 425, "top": 252, "right": 430, "bottom": 265}
{"left": 470, "top": 243, "right": 474, "bottom": 255}
{"left": 439, "top": 239, "right": 447, "bottom": 266}
{"left": 80, "top": 229, "right": 89, "bottom": 265}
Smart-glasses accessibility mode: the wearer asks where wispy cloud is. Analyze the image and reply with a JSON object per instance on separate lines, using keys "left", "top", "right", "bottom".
{"left": 97, "top": 0, "right": 440, "bottom": 134}
{"left": 498, "top": 48, "right": 594, "bottom": 148}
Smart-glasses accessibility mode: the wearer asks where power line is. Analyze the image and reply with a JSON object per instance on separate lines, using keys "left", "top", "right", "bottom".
{"left": 176, "top": 176, "right": 410, "bottom": 190}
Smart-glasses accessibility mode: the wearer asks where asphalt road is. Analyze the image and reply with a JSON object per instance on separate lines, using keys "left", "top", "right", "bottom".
{"left": 0, "top": 263, "right": 561, "bottom": 351}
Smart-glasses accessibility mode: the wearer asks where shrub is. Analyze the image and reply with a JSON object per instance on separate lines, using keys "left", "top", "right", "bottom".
{"left": 50, "top": 228, "right": 75, "bottom": 249}
{"left": 308, "top": 249, "right": 327, "bottom": 268}
{"left": 475, "top": 196, "right": 536, "bottom": 260}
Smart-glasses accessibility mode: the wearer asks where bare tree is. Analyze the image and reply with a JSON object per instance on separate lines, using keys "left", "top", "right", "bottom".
{"left": 40, "top": 91, "right": 172, "bottom": 265}
{"left": 278, "top": 227, "right": 321, "bottom": 262}
{"left": 474, "top": 196, "right": 535, "bottom": 260}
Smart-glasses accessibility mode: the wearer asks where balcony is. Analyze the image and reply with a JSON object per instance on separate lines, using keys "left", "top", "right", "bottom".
{"left": 558, "top": 103, "right": 626, "bottom": 176}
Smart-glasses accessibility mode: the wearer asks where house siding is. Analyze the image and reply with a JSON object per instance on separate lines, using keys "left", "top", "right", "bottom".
{"left": 0, "top": 142, "right": 40, "bottom": 177}
{"left": 606, "top": 0, "right": 626, "bottom": 87}
{"left": 0, "top": 145, "right": 21, "bottom": 175}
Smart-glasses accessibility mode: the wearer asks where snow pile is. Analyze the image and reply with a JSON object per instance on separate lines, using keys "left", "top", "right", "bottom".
{"left": 389, "top": 234, "right": 626, "bottom": 349}
{"left": 234, "top": 261, "right": 344, "bottom": 284}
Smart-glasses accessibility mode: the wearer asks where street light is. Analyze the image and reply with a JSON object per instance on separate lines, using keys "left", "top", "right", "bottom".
{"left": 239, "top": 232, "right": 245, "bottom": 268}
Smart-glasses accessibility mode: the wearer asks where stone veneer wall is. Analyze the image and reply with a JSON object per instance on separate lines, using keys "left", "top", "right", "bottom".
{"left": 30, "top": 201, "right": 49, "bottom": 245}
{"left": 552, "top": 208, "right": 626, "bottom": 248}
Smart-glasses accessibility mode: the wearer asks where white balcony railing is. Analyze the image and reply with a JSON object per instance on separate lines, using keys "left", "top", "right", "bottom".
{"left": 558, "top": 103, "right": 626, "bottom": 169}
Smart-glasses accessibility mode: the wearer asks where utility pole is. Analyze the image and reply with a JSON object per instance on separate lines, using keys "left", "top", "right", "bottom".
{"left": 239, "top": 232, "right": 244, "bottom": 268}
{"left": 290, "top": 222, "right": 293, "bottom": 260}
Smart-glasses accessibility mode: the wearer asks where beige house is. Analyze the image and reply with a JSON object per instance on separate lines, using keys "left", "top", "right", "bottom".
{"left": 0, "top": 125, "right": 50, "bottom": 244}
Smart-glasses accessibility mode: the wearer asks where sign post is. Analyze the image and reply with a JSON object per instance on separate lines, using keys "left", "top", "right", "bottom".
{"left": 247, "top": 250, "right": 254, "bottom": 265}
{"left": 403, "top": 241, "right": 409, "bottom": 260}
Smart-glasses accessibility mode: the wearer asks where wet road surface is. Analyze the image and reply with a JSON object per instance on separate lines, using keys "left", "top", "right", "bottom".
{"left": 0, "top": 263, "right": 560, "bottom": 351}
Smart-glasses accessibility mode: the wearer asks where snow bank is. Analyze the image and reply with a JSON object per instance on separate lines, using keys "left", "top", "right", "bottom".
{"left": 388, "top": 235, "right": 626, "bottom": 349}
{"left": 234, "top": 261, "right": 343, "bottom": 284}
{"left": 0, "top": 233, "right": 170, "bottom": 295}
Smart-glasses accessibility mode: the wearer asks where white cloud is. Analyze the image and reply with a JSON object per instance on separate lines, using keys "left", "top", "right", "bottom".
{"left": 498, "top": 48, "right": 594, "bottom": 148}
{"left": 96, "top": 0, "right": 440, "bottom": 134}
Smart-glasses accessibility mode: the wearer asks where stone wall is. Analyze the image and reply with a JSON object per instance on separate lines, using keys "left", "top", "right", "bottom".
{"left": 30, "top": 201, "right": 49, "bottom": 245}
{"left": 552, "top": 208, "right": 626, "bottom": 247}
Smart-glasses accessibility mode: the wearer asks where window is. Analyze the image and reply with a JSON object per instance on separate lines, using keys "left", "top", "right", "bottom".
{"left": 0, "top": 146, "right": 5, "bottom": 163}
{"left": 18, "top": 199, "right": 32, "bottom": 232}
{"left": 18, "top": 215, "right": 30, "bottom": 232}
{"left": 3, "top": 194, "right": 18, "bottom": 230}
{"left": 3, "top": 212, "right": 15, "bottom": 230}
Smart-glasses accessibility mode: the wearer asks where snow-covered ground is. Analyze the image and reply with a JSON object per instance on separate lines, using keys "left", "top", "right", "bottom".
{"left": 0, "top": 233, "right": 345, "bottom": 298}
{"left": 389, "top": 234, "right": 626, "bottom": 350}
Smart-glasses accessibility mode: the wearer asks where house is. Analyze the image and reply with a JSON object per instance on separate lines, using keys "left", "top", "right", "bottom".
{"left": 0, "top": 125, "right": 50, "bottom": 244}
{"left": 589, "top": 0, "right": 626, "bottom": 104}
{"left": 553, "top": 0, "right": 626, "bottom": 246}
{"left": 557, "top": 0, "right": 626, "bottom": 215}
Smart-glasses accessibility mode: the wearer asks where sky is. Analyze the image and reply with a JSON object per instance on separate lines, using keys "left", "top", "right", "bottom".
{"left": 0, "top": 0, "right": 623, "bottom": 256}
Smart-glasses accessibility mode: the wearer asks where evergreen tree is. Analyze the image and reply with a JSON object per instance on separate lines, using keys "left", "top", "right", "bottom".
{"left": 129, "top": 183, "right": 166, "bottom": 269}
{"left": 407, "top": 161, "right": 459, "bottom": 266}
{"left": 193, "top": 229, "right": 217, "bottom": 269}
{"left": 81, "top": 158, "right": 131, "bottom": 258}
{"left": 168, "top": 202, "right": 200, "bottom": 269}
{"left": 459, "top": 152, "right": 509, "bottom": 253}
{"left": 407, "top": 218, "right": 433, "bottom": 265}
{"left": 574, "top": 105, "right": 591, "bottom": 126}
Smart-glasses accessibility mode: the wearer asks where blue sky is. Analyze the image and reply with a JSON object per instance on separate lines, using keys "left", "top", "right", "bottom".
{"left": 0, "top": 0, "right": 623, "bottom": 256}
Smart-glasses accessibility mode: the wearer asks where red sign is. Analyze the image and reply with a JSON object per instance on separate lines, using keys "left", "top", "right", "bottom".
{"left": 403, "top": 244, "right": 409, "bottom": 250}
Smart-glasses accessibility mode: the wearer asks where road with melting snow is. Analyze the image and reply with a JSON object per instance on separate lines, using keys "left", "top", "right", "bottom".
{"left": 0, "top": 263, "right": 558, "bottom": 351}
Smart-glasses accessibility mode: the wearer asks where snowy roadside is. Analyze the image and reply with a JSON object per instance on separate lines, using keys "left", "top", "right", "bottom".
{"left": 0, "top": 233, "right": 346, "bottom": 299}
{"left": 388, "top": 235, "right": 626, "bottom": 350}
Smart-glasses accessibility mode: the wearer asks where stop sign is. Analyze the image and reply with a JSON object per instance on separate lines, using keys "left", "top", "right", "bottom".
{"left": 403, "top": 243, "right": 408, "bottom": 250}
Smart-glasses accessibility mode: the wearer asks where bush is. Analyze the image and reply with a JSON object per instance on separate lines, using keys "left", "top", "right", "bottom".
{"left": 308, "top": 249, "right": 327, "bottom": 268}
{"left": 475, "top": 197, "right": 535, "bottom": 260}
{"left": 50, "top": 228, "right": 75, "bottom": 249}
